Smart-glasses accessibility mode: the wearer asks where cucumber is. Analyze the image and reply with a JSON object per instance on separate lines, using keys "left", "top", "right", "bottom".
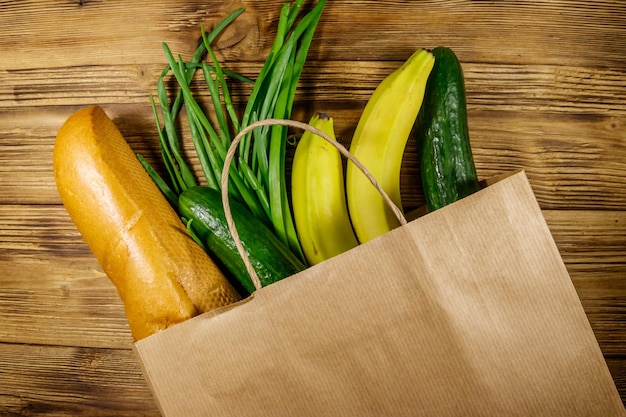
{"left": 415, "top": 46, "right": 480, "bottom": 212}
{"left": 179, "top": 186, "right": 306, "bottom": 296}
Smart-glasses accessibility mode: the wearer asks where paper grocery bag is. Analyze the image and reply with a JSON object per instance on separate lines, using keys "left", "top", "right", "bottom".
{"left": 134, "top": 170, "right": 625, "bottom": 417}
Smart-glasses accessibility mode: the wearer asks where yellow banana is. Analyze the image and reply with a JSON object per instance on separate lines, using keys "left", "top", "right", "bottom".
{"left": 346, "top": 48, "right": 435, "bottom": 243}
{"left": 292, "top": 113, "right": 359, "bottom": 265}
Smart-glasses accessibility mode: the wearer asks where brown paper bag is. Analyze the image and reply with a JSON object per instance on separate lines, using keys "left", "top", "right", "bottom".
{"left": 134, "top": 167, "right": 625, "bottom": 417}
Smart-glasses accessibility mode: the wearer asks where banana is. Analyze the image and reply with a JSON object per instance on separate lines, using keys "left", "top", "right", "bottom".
{"left": 292, "top": 113, "right": 359, "bottom": 265}
{"left": 346, "top": 48, "right": 435, "bottom": 243}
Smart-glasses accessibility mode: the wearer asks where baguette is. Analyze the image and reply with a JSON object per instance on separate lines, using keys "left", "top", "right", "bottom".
{"left": 53, "top": 105, "right": 241, "bottom": 340}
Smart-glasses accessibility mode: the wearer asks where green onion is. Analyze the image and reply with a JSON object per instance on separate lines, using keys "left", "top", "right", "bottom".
{"left": 140, "top": 1, "right": 327, "bottom": 265}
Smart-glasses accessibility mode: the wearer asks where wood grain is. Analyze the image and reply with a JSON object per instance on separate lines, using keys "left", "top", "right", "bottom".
{"left": 0, "top": 0, "right": 625, "bottom": 414}
{"left": 2, "top": 0, "right": 626, "bottom": 68}
{"left": 0, "top": 343, "right": 159, "bottom": 416}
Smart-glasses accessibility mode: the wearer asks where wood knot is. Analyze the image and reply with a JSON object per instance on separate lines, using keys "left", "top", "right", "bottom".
{"left": 209, "top": 12, "right": 262, "bottom": 60}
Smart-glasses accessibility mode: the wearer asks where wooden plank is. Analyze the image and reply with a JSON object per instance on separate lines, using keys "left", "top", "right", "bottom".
{"left": 0, "top": 257, "right": 133, "bottom": 348}
{"left": 1, "top": 0, "right": 625, "bottom": 70}
{"left": 0, "top": 342, "right": 159, "bottom": 416}
{"left": 544, "top": 210, "right": 626, "bottom": 356}
{"left": 1, "top": 104, "right": 624, "bottom": 209}
{"left": 608, "top": 358, "right": 626, "bottom": 403}
{"left": 0, "top": 204, "right": 134, "bottom": 348}
{"left": 3, "top": 61, "right": 626, "bottom": 113}
{"left": 0, "top": 0, "right": 262, "bottom": 70}
{"left": 546, "top": 210, "right": 626, "bottom": 267}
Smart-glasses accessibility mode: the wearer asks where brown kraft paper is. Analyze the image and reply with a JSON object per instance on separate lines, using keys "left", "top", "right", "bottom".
{"left": 134, "top": 170, "right": 626, "bottom": 417}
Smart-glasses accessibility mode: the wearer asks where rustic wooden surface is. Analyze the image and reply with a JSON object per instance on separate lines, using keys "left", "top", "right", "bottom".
{"left": 1, "top": 0, "right": 625, "bottom": 415}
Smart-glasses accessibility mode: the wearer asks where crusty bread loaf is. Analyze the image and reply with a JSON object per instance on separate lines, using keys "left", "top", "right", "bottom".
{"left": 53, "top": 105, "right": 241, "bottom": 340}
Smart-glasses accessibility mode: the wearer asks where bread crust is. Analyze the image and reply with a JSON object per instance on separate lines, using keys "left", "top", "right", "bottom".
{"left": 53, "top": 105, "right": 241, "bottom": 340}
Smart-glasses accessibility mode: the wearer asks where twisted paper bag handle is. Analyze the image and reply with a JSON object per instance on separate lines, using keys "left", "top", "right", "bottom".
{"left": 221, "top": 118, "right": 408, "bottom": 291}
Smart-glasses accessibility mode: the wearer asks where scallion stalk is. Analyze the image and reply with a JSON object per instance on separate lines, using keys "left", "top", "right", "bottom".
{"left": 140, "top": 1, "right": 327, "bottom": 265}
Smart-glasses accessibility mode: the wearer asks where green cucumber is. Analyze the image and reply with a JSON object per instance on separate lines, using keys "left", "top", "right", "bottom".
{"left": 415, "top": 46, "right": 480, "bottom": 212}
{"left": 179, "top": 186, "right": 306, "bottom": 296}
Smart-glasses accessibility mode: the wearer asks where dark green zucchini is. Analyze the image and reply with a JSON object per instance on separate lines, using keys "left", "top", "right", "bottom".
{"left": 179, "top": 186, "right": 306, "bottom": 296}
{"left": 415, "top": 46, "right": 480, "bottom": 212}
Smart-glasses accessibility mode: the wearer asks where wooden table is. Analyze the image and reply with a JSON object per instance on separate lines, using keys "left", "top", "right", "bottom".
{"left": 1, "top": 0, "right": 625, "bottom": 415}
